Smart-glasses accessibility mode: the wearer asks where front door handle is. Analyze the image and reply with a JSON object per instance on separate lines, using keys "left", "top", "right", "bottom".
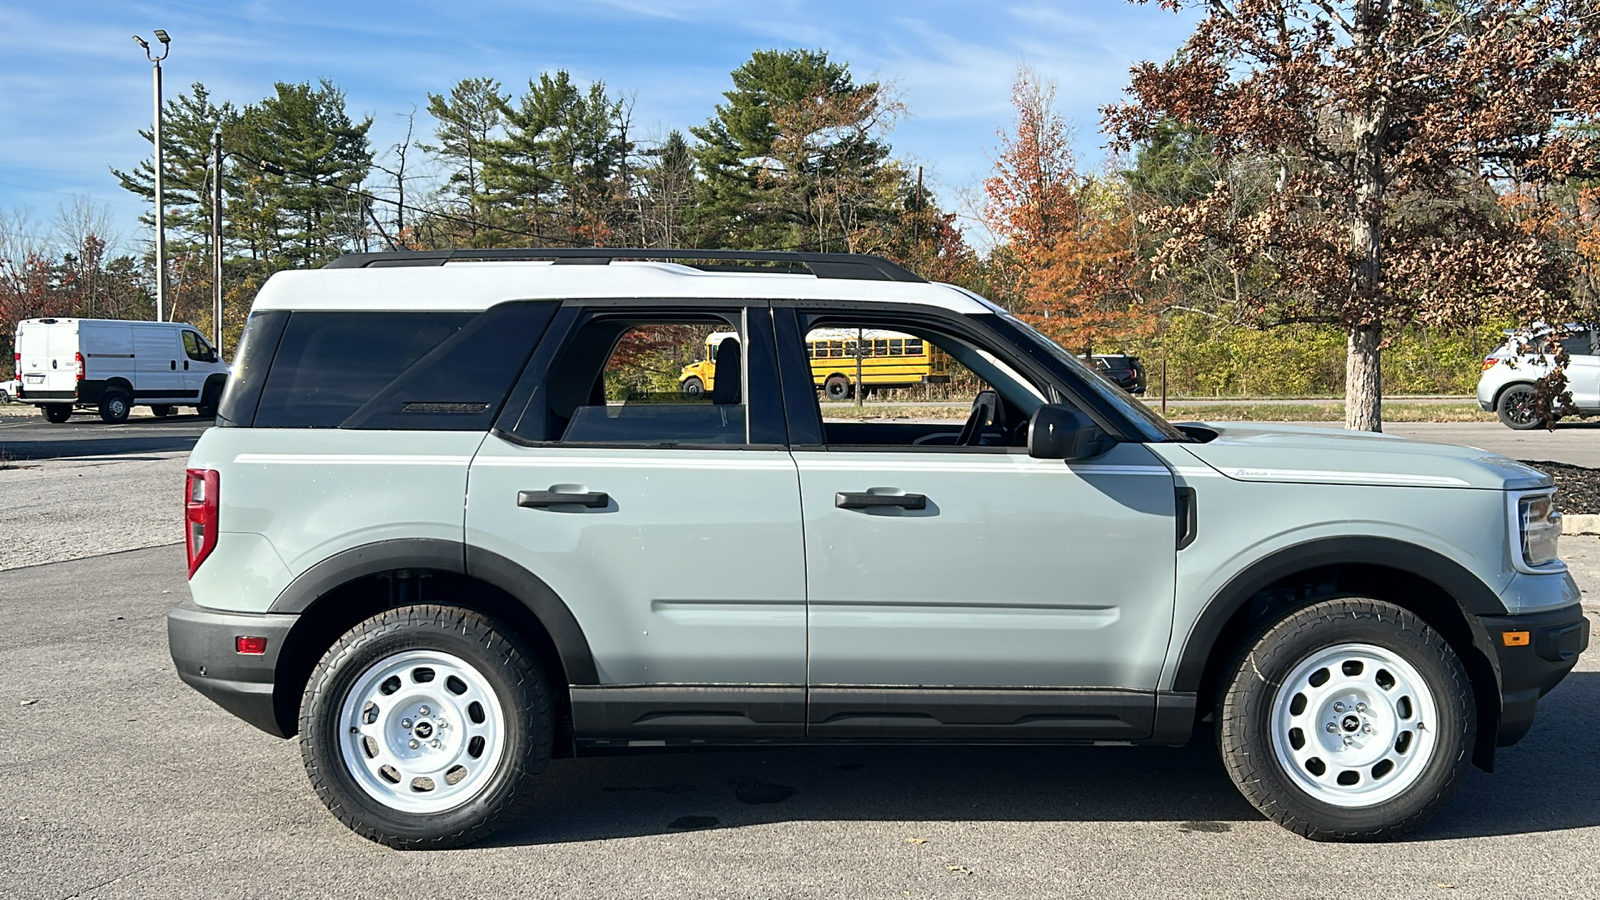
{"left": 835, "top": 491, "right": 926, "bottom": 510}
{"left": 518, "top": 489, "right": 609, "bottom": 509}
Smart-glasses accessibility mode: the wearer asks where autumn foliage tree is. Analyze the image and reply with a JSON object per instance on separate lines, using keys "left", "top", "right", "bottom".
{"left": 1107, "top": 0, "right": 1600, "bottom": 431}
{"left": 986, "top": 67, "right": 1155, "bottom": 353}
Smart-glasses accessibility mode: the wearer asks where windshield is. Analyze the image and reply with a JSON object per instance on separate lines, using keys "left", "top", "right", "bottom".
{"left": 989, "top": 311, "right": 1188, "bottom": 443}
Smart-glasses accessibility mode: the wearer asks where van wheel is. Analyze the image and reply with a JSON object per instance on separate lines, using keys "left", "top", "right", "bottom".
{"left": 1217, "top": 596, "right": 1473, "bottom": 841}
{"left": 43, "top": 404, "right": 72, "bottom": 423}
{"left": 681, "top": 376, "right": 705, "bottom": 396}
{"left": 824, "top": 375, "right": 852, "bottom": 401}
{"left": 99, "top": 390, "right": 131, "bottom": 424}
{"left": 298, "top": 605, "right": 552, "bottom": 849}
{"left": 1495, "top": 384, "right": 1542, "bottom": 430}
{"left": 196, "top": 383, "right": 221, "bottom": 418}
{"left": 150, "top": 405, "right": 174, "bottom": 417}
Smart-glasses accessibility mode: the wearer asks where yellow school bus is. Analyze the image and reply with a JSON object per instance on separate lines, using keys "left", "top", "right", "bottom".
{"left": 680, "top": 329, "right": 949, "bottom": 400}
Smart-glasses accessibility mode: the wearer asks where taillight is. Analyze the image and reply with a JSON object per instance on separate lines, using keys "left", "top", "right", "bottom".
{"left": 75, "top": 351, "right": 84, "bottom": 382}
{"left": 185, "top": 468, "right": 219, "bottom": 578}
{"left": 1482, "top": 357, "right": 1499, "bottom": 371}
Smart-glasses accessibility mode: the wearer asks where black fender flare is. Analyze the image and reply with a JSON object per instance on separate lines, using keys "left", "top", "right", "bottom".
{"left": 269, "top": 538, "right": 598, "bottom": 684}
{"left": 1172, "top": 536, "right": 1505, "bottom": 693}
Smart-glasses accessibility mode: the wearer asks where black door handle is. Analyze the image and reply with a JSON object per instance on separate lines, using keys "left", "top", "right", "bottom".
{"left": 518, "top": 490, "right": 609, "bottom": 509}
{"left": 835, "top": 491, "right": 926, "bottom": 510}
{"left": 170, "top": 360, "right": 176, "bottom": 370}
{"left": 184, "top": 360, "right": 190, "bottom": 370}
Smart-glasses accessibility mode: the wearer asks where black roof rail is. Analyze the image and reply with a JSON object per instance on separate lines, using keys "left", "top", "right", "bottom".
{"left": 322, "top": 247, "right": 925, "bottom": 283}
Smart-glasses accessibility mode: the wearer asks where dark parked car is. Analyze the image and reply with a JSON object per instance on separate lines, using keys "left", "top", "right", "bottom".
{"left": 1091, "top": 354, "right": 1145, "bottom": 394}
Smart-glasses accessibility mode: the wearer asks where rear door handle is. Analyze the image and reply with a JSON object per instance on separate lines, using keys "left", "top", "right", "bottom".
{"left": 518, "top": 490, "right": 609, "bottom": 509}
{"left": 835, "top": 491, "right": 926, "bottom": 510}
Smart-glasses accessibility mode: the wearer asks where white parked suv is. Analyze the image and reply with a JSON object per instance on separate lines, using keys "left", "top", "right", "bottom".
{"left": 0, "top": 377, "right": 17, "bottom": 403}
{"left": 1476, "top": 323, "right": 1599, "bottom": 429}
{"left": 13, "top": 317, "right": 228, "bottom": 423}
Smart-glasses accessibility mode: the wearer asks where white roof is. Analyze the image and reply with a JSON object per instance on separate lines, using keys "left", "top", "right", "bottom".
{"left": 250, "top": 260, "right": 990, "bottom": 315}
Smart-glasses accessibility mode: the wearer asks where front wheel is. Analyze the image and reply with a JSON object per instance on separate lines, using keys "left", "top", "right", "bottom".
{"left": 680, "top": 376, "right": 704, "bottom": 396}
{"left": 1217, "top": 597, "right": 1474, "bottom": 841}
{"left": 298, "top": 605, "right": 553, "bottom": 849}
{"left": 1496, "top": 384, "right": 1542, "bottom": 430}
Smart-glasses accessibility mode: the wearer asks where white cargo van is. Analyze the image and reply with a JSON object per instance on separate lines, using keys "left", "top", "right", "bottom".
{"left": 13, "top": 318, "right": 228, "bottom": 424}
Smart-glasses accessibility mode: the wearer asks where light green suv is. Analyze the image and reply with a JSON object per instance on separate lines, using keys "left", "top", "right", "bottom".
{"left": 168, "top": 248, "right": 1589, "bottom": 848}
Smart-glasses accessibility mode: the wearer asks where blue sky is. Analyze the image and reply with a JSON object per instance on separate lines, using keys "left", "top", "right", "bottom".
{"left": 0, "top": 0, "right": 1201, "bottom": 251}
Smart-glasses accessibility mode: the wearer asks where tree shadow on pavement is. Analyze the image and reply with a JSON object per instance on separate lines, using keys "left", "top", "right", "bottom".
{"left": 485, "top": 671, "right": 1599, "bottom": 848}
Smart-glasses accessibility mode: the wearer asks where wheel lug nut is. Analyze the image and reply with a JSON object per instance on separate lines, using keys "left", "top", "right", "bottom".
{"left": 401, "top": 718, "right": 413, "bottom": 729}
{"left": 431, "top": 739, "right": 441, "bottom": 749}
{"left": 1325, "top": 723, "right": 1337, "bottom": 733}
{"left": 437, "top": 719, "right": 448, "bottom": 729}
{"left": 1356, "top": 703, "right": 1366, "bottom": 713}
{"left": 1334, "top": 703, "right": 1345, "bottom": 712}
{"left": 1363, "top": 724, "right": 1373, "bottom": 734}
{"left": 408, "top": 739, "right": 420, "bottom": 749}
{"left": 419, "top": 706, "right": 430, "bottom": 716}
{"left": 1343, "top": 735, "right": 1353, "bottom": 746}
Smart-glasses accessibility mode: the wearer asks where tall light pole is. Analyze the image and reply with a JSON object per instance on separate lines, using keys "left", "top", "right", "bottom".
{"left": 211, "top": 131, "right": 224, "bottom": 356}
{"left": 133, "top": 30, "right": 171, "bottom": 322}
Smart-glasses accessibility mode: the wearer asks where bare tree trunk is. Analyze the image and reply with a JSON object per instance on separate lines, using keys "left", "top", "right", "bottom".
{"left": 1346, "top": 322, "right": 1382, "bottom": 431}
{"left": 1345, "top": 0, "right": 1389, "bottom": 433}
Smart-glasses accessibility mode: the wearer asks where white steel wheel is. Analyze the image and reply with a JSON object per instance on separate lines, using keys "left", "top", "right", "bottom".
{"left": 299, "top": 604, "right": 552, "bottom": 849}
{"left": 1217, "top": 596, "right": 1474, "bottom": 841}
{"left": 338, "top": 649, "right": 508, "bottom": 814}
{"left": 1269, "top": 643, "right": 1440, "bottom": 808}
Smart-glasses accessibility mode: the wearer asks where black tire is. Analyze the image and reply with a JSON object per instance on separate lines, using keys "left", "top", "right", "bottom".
{"left": 1217, "top": 597, "right": 1474, "bottom": 841}
{"left": 824, "top": 374, "right": 852, "bottom": 401}
{"left": 0, "top": 390, "right": 10, "bottom": 404}
{"left": 196, "top": 388, "right": 220, "bottom": 419}
{"left": 99, "top": 389, "right": 131, "bottom": 424}
{"left": 298, "top": 604, "right": 552, "bottom": 849}
{"left": 42, "top": 404, "right": 72, "bottom": 423}
{"left": 681, "top": 376, "right": 705, "bottom": 396}
{"left": 1495, "top": 384, "right": 1542, "bottom": 430}
{"left": 150, "top": 404, "right": 174, "bottom": 417}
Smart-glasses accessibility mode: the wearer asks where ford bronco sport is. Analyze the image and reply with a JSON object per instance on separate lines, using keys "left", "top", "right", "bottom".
{"left": 168, "top": 248, "right": 1588, "bottom": 848}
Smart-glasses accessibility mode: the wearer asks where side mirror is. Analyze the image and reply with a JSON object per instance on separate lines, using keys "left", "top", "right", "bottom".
{"left": 1027, "top": 404, "right": 1115, "bottom": 460}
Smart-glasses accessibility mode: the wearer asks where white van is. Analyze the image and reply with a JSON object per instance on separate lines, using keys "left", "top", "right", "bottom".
{"left": 13, "top": 318, "right": 228, "bottom": 424}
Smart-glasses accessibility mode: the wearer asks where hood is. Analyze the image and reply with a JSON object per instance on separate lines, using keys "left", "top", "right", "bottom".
{"left": 1172, "top": 422, "right": 1551, "bottom": 491}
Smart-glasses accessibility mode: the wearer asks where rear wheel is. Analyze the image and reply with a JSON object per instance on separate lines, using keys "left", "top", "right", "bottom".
{"left": 42, "top": 404, "right": 71, "bottom": 423}
{"left": 298, "top": 605, "right": 552, "bottom": 849}
{"left": 1217, "top": 596, "right": 1474, "bottom": 841}
{"left": 99, "top": 389, "right": 131, "bottom": 424}
{"left": 823, "top": 374, "right": 851, "bottom": 401}
{"left": 1495, "top": 384, "right": 1542, "bottom": 430}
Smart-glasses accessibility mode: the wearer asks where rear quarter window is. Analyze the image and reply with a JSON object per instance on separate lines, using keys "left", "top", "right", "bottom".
{"left": 245, "top": 302, "right": 557, "bottom": 430}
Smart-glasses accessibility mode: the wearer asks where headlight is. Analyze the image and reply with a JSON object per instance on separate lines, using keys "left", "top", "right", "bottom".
{"left": 1514, "top": 491, "right": 1562, "bottom": 570}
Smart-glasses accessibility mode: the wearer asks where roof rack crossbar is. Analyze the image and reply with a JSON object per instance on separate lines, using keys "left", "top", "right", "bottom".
{"left": 323, "top": 247, "right": 925, "bottom": 283}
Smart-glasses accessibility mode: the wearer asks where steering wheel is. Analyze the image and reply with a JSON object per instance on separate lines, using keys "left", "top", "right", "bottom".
{"left": 956, "top": 390, "right": 999, "bottom": 446}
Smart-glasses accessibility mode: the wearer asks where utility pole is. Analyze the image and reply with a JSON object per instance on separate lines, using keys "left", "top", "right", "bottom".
{"left": 211, "top": 130, "right": 224, "bottom": 356}
{"left": 133, "top": 30, "right": 172, "bottom": 322}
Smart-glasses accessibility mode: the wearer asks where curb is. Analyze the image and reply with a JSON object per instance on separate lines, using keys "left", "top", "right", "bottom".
{"left": 1563, "top": 514, "right": 1600, "bottom": 535}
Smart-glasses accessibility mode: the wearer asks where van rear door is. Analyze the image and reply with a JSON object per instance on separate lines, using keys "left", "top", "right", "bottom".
{"left": 16, "top": 320, "right": 80, "bottom": 399}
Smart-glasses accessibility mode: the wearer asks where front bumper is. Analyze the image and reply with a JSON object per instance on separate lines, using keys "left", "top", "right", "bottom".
{"left": 1481, "top": 602, "right": 1590, "bottom": 746}
{"left": 167, "top": 600, "right": 299, "bottom": 737}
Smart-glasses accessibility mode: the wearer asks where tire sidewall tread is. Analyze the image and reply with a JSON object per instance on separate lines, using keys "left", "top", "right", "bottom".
{"left": 1217, "top": 596, "right": 1476, "bottom": 842}
{"left": 298, "top": 604, "right": 553, "bottom": 850}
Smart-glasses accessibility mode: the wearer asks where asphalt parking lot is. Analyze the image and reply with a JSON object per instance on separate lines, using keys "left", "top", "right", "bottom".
{"left": 2, "top": 417, "right": 1599, "bottom": 898}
